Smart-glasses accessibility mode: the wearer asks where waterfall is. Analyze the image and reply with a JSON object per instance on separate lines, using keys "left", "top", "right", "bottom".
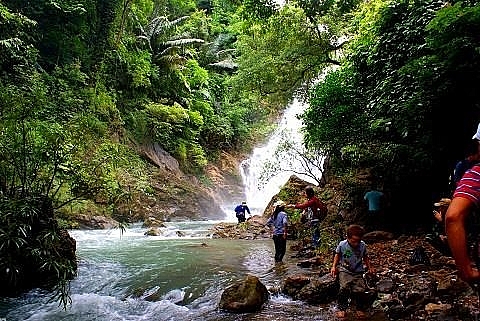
{"left": 239, "top": 98, "right": 323, "bottom": 216}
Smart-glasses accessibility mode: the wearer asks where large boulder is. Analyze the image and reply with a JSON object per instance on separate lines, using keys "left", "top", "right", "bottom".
{"left": 219, "top": 274, "right": 270, "bottom": 313}
{"left": 75, "top": 214, "right": 117, "bottom": 229}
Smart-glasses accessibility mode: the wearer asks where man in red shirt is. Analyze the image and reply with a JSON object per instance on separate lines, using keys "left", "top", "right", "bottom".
{"left": 287, "top": 186, "right": 327, "bottom": 248}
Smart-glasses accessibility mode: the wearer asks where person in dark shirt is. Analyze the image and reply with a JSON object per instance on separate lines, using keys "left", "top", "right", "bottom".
{"left": 234, "top": 201, "right": 251, "bottom": 223}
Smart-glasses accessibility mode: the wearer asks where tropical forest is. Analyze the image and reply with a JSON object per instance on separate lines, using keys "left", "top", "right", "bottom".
{"left": 1, "top": 0, "right": 480, "bottom": 319}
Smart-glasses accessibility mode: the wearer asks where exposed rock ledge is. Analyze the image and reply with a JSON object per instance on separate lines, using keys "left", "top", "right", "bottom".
{"left": 210, "top": 216, "right": 270, "bottom": 239}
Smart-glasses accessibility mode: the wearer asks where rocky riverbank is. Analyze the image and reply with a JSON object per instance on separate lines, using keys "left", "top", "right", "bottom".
{"left": 210, "top": 175, "right": 480, "bottom": 320}
{"left": 211, "top": 217, "right": 480, "bottom": 320}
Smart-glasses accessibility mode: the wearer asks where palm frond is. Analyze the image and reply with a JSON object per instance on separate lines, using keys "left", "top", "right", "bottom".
{"left": 209, "top": 59, "right": 238, "bottom": 70}
{"left": 159, "top": 46, "right": 179, "bottom": 56}
{"left": 167, "top": 16, "right": 189, "bottom": 29}
{"left": 146, "top": 16, "right": 169, "bottom": 38}
{"left": 146, "top": 16, "right": 189, "bottom": 39}
{"left": 163, "top": 38, "right": 204, "bottom": 48}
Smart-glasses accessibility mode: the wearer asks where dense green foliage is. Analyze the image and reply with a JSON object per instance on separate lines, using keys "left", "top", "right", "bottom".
{"left": 0, "top": 0, "right": 282, "bottom": 305}
{"left": 0, "top": 196, "right": 76, "bottom": 307}
{"left": 2, "top": 0, "right": 480, "bottom": 306}
{"left": 303, "top": 0, "right": 480, "bottom": 230}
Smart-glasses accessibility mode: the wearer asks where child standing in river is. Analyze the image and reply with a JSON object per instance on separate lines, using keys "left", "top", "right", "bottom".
{"left": 330, "top": 224, "right": 375, "bottom": 319}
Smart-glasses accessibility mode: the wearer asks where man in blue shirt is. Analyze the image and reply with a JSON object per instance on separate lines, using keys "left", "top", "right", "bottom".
{"left": 364, "top": 188, "right": 385, "bottom": 231}
{"left": 234, "top": 201, "right": 251, "bottom": 223}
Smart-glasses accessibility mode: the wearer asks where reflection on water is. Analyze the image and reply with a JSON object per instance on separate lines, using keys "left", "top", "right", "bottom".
{"left": 0, "top": 222, "right": 387, "bottom": 321}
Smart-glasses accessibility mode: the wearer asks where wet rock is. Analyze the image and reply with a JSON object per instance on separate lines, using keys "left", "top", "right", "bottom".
{"left": 143, "top": 289, "right": 162, "bottom": 302}
{"left": 390, "top": 273, "right": 436, "bottom": 316}
{"left": 145, "top": 227, "right": 162, "bottom": 236}
{"left": 385, "top": 302, "right": 408, "bottom": 320}
{"left": 210, "top": 221, "right": 271, "bottom": 239}
{"left": 363, "top": 230, "right": 395, "bottom": 243}
{"left": 425, "top": 302, "right": 452, "bottom": 314}
{"left": 247, "top": 215, "right": 266, "bottom": 224}
{"left": 282, "top": 274, "right": 311, "bottom": 295}
{"left": 219, "top": 274, "right": 269, "bottom": 313}
{"left": 143, "top": 217, "right": 166, "bottom": 228}
{"left": 376, "top": 277, "right": 395, "bottom": 293}
{"left": 283, "top": 273, "right": 338, "bottom": 304}
{"left": 296, "top": 256, "right": 325, "bottom": 268}
{"left": 298, "top": 274, "right": 339, "bottom": 304}
{"left": 76, "top": 214, "right": 117, "bottom": 229}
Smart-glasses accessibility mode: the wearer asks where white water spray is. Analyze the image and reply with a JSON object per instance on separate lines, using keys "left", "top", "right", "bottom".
{"left": 239, "top": 98, "right": 322, "bottom": 216}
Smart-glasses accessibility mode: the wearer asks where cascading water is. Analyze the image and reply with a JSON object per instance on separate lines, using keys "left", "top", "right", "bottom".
{"left": 239, "top": 98, "right": 323, "bottom": 216}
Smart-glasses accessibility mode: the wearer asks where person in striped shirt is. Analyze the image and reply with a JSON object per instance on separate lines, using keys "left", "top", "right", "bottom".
{"left": 446, "top": 150, "right": 480, "bottom": 283}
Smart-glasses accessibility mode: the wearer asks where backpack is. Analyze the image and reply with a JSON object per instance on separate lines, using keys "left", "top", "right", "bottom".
{"left": 306, "top": 201, "right": 328, "bottom": 222}
{"left": 318, "top": 201, "right": 328, "bottom": 221}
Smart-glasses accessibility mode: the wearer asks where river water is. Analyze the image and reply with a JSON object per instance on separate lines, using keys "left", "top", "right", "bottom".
{"left": 0, "top": 99, "right": 388, "bottom": 320}
{"left": 0, "top": 222, "right": 342, "bottom": 321}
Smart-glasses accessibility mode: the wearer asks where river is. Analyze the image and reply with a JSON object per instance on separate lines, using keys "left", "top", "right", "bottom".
{"left": 0, "top": 98, "right": 387, "bottom": 320}
{"left": 0, "top": 222, "right": 342, "bottom": 321}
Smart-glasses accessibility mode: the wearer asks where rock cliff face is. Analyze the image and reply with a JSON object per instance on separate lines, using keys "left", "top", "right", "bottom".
{"left": 133, "top": 146, "right": 246, "bottom": 222}
{"left": 74, "top": 145, "right": 247, "bottom": 227}
{"left": 204, "top": 151, "right": 246, "bottom": 206}
{"left": 132, "top": 143, "right": 232, "bottom": 221}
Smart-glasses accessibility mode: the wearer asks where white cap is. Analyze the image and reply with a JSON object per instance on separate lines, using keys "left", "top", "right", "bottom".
{"left": 273, "top": 200, "right": 285, "bottom": 208}
{"left": 473, "top": 123, "right": 480, "bottom": 140}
